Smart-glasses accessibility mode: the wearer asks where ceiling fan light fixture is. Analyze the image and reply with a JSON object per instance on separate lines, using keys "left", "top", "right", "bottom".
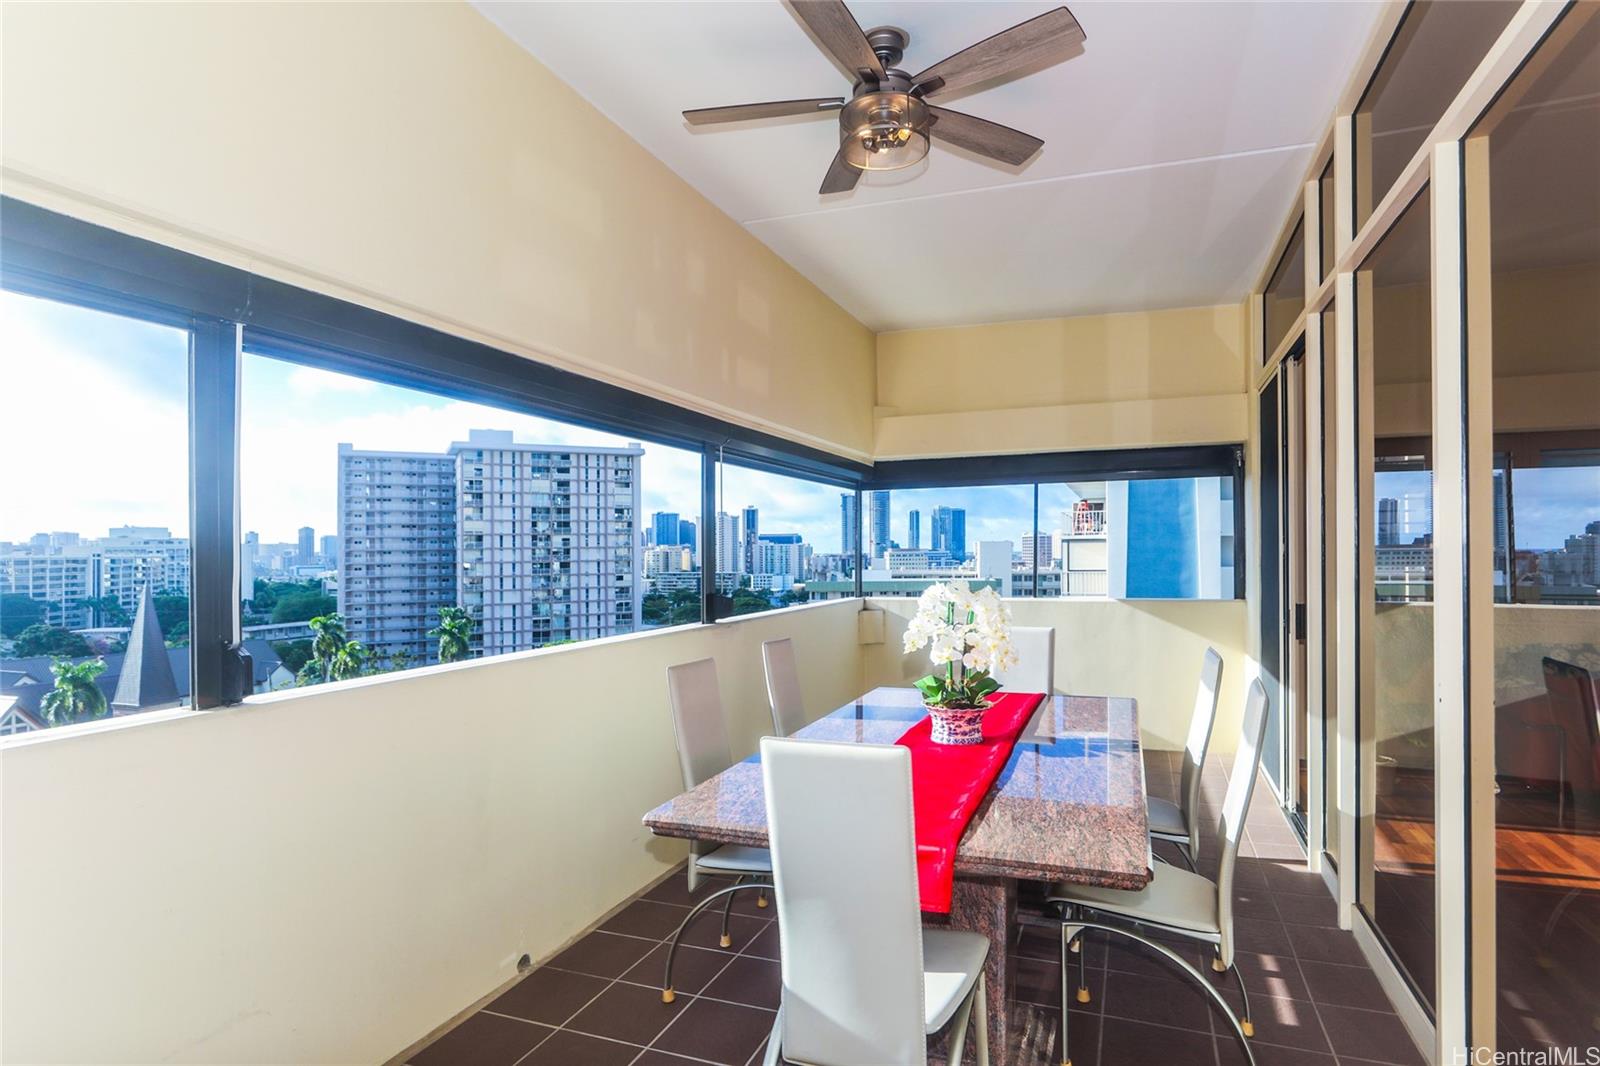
{"left": 839, "top": 91, "right": 929, "bottom": 172}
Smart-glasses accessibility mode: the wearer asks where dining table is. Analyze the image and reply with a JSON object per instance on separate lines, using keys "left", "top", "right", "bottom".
{"left": 642, "top": 686, "right": 1152, "bottom": 1064}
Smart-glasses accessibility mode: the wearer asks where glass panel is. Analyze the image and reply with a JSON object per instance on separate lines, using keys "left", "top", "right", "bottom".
{"left": 240, "top": 351, "right": 701, "bottom": 684}
{"left": 1265, "top": 217, "right": 1306, "bottom": 360}
{"left": 713, "top": 463, "right": 848, "bottom": 615}
{"left": 0, "top": 291, "right": 193, "bottom": 730}
{"left": 1474, "top": 11, "right": 1600, "bottom": 1054}
{"left": 858, "top": 486, "right": 1034, "bottom": 598}
{"left": 1260, "top": 375, "right": 1285, "bottom": 792}
{"left": 1357, "top": 189, "right": 1436, "bottom": 1007}
{"left": 1354, "top": 0, "right": 1519, "bottom": 231}
{"left": 1319, "top": 158, "right": 1337, "bottom": 280}
{"left": 1040, "top": 477, "right": 1236, "bottom": 600}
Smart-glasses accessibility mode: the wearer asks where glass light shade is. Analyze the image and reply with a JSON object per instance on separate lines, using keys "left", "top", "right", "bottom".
{"left": 839, "top": 92, "right": 930, "bottom": 172}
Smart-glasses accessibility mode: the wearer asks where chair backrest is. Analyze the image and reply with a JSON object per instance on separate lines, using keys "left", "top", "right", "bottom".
{"left": 1215, "top": 678, "right": 1270, "bottom": 966}
{"left": 762, "top": 638, "right": 807, "bottom": 738}
{"left": 1542, "top": 656, "right": 1600, "bottom": 787}
{"left": 761, "top": 737, "right": 927, "bottom": 1066}
{"left": 666, "top": 658, "right": 733, "bottom": 791}
{"left": 1179, "top": 648, "right": 1226, "bottom": 861}
{"left": 990, "top": 625, "right": 1055, "bottom": 694}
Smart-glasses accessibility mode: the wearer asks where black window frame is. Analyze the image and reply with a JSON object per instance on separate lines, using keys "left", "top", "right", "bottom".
{"left": 3, "top": 196, "right": 1249, "bottom": 710}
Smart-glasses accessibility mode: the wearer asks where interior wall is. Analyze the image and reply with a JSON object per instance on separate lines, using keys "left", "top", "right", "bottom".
{"left": 0, "top": 1, "right": 876, "bottom": 460}
{"left": 861, "top": 597, "right": 1252, "bottom": 754}
{"left": 873, "top": 302, "right": 1252, "bottom": 459}
{"left": 0, "top": 600, "right": 864, "bottom": 1066}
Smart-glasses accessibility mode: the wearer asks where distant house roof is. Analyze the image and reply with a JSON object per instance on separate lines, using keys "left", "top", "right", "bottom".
{"left": 0, "top": 640, "right": 284, "bottom": 718}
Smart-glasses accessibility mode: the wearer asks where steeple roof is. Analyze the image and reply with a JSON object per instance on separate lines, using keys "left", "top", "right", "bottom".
{"left": 111, "top": 586, "right": 180, "bottom": 711}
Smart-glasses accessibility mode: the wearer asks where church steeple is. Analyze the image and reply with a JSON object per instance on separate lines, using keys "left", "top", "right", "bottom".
{"left": 111, "top": 586, "right": 180, "bottom": 712}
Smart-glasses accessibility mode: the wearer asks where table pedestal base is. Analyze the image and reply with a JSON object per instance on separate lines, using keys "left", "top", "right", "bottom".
{"left": 927, "top": 876, "right": 1016, "bottom": 1065}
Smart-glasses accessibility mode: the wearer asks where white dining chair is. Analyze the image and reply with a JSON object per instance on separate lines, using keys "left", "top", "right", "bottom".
{"left": 759, "top": 736, "right": 991, "bottom": 1066}
{"left": 660, "top": 658, "right": 772, "bottom": 1003}
{"left": 1047, "top": 679, "right": 1271, "bottom": 1066}
{"left": 990, "top": 625, "right": 1054, "bottom": 694}
{"left": 761, "top": 637, "right": 807, "bottom": 737}
{"left": 1148, "top": 647, "right": 1225, "bottom": 868}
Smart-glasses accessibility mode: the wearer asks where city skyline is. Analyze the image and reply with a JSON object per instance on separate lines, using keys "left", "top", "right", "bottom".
{"left": 5, "top": 289, "right": 1597, "bottom": 552}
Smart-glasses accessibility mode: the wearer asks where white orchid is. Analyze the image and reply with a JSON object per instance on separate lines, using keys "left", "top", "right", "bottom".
{"left": 903, "top": 581, "right": 1019, "bottom": 708}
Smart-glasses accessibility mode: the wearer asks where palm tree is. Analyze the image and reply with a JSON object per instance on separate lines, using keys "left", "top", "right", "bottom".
{"left": 302, "top": 614, "right": 370, "bottom": 685}
{"left": 429, "top": 606, "right": 474, "bottom": 664}
{"left": 40, "top": 657, "right": 108, "bottom": 726}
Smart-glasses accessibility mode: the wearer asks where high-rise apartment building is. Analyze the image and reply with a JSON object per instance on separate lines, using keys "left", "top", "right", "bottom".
{"left": 241, "top": 531, "right": 260, "bottom": 602}
{"left": 741, "top": 506, "right": 759, "bottom": 573}
{"left": 678, "top": 519, "right": 697, "bottom": 562}
{"left": 337, "top": 445, "right": 458, "bottom": 662}
{"left": 908, "top": 509, "right": 921, "bottom": 550}
{"left": 715, "top": 512, "right": 742, "bottom": 574}
{"left": 651, "top": 512, "right": 680, "bottom": 549}
{"left": 754, "top": 533, "right": 806, "bottom": 582}
{"left": 297, "top": 526, "right": 316, "bottom": 566}
{"left": 1020, "top": 532, "right": 1052, "bottom": 569}
{"left": 320, "top": 535, "right": 340, "bottom": 569}
{"left": 451, "top": 430, "right": 642, "bottom": 656}
{"left": 839, "top": 493, "right": 857, "bottom": 555}
{"left": 868, "top": 491, "right": 890, "bottom": 563}
{"left": 932, "top": 506, "right": 967, "bottom": 561}
{"left": 1, "top": 527, "right": 191, "bottom": 628}
{"left": 1377, "top": 497, "right": 1400, "bottom": 546}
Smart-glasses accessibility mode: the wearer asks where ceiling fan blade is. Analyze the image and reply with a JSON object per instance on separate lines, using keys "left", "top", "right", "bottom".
{"left": 819, "top": 147, "right": 862, "bottom": 194}
{"left": 913, "top": 6, "right": 1085, "bottom": 98}
{"left": 683, "top": 98, "right": 846, "bottom": 125}
{"left": 927, "top": 106, "right": 1044, "bottom": 166}
{"left": 787, "top": 0, "right": 885, "bottom": 83}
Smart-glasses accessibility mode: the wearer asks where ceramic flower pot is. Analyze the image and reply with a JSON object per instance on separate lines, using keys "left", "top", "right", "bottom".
{"left": 927, "top": 701, "right": 990, "bottom": 745}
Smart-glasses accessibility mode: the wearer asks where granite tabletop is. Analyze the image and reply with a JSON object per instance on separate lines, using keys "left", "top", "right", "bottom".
{"left": 643, "top": 687, "right": 1152, "bottom": 890}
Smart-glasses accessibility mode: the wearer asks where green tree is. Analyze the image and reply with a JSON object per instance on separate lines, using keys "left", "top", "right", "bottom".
{"left": 13, "top": 624, "right": 93, "bottom": 658}
{"left": 154, "top": 592, "right": 190, "bottom": 645}
{"left": 271, "top": 587, "right": 336, "bottom": 624}
{"left": 82, "top": 595, "right": 130, "bottom": 628}
{"left": 1, "top": 593, "right": 49, "bottom": 637}
{"left": 386, "top": 647, "right": 414, "bottom": 673}
{"left": 40, "top": 657, "right": 108, "bottom": 726}
{"left": 271, "top": 639, "right": 313, "bottom": 676}
{"left": 429, "top": 606, "right": 474, "bottom": 664}
{"left": 300, "top": 614, "right": 370, "bottom": 685}
{"left": 777, "top": 588, "right": 810, "bottom": 607}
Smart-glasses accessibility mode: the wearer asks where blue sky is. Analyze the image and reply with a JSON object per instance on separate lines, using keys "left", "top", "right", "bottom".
{"left": 3, "top": 288, "right": 1596, "bottom": 555}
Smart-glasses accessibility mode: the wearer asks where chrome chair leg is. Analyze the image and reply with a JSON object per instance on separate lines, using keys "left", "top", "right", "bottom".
{"left": 974, "top": 972, "right": 990, "bottom": 1066}
{"left": 1071, "top": 920, "right": 1256, "bottom": 1065}
{"left": 1059, "top": 923, "right": 1072, "bottom": 1066}
{"left": 660, "top": 881, "right": 768, "bottom": 1003}
{"left": 1229, "top": 960, "right": 1255, "bottom": 1037}
{"left": 719, "top": 875, "right": 745, "bottom": 948}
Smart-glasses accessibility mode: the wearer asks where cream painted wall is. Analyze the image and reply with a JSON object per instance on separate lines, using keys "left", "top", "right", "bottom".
{"left": 0, "top": 600, "right": 864, "bottom": 1065}
{"left": 861, "top": 597, "right": 1252, "bottom": 754}
{"left": 0, "top": 1, "right": 876, "bottom": 460}
{"left": 873, "top": 303, "right": 1251, "bottom": 459}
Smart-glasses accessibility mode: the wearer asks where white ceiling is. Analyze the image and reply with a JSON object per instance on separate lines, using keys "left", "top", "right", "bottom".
{"left": 475, "top": 1, "right": 1387, "bottom": 331}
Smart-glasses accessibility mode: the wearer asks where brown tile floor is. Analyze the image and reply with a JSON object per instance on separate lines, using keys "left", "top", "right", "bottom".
{"left": 405, "top": 751, "right": 1426, "bottom": 1066}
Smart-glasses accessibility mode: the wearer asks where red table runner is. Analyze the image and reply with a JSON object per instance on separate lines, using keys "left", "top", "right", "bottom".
{"left": 897, "top": 691, "right": 1045, "bottom": 913}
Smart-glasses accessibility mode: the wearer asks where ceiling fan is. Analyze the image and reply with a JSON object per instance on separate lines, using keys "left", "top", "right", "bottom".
{"left": 683, "top": 1, "right": 1085, "bottom": 194}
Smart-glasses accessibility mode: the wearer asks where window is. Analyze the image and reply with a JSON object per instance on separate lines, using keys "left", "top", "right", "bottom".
{"left": 1471, "top": 12, "right": 1600, "bottom": 1052}
{"left": 1318, "top": 158, "right": 1336, "bottom": 280}
{"left": 1353, "top": 0, "right": 1519, "bottom": 231}
{"left": 1356, "top": 188, "right": 1436, "bottom": 1008}
{"left": 1, "top": 290, "right": 193, "bottom": 731}
{"left": 241, "top": 350, "right": 701, "bottom": 685}
{"left": 863, "top": 485, "right": 1034, "bottom": 598}
{"left": 711, "top": 462, "right": 849, "bottom": 616}
{"left": 857, "top": 452, "right": 1244, "bottom": 602}
{"left": 1264, "top": 217, "right": 1306, "bottom": 360}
